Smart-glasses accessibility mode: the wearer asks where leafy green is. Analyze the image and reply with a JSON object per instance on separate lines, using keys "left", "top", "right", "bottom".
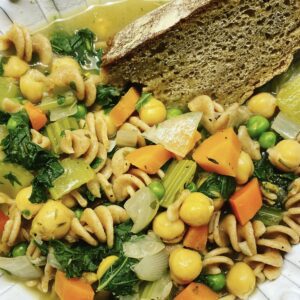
{"left": 50, "top": 240, "right": 109, "bottom": 278}
{"left": 97, "top": 256, "right": 139, "bottom": 296}
{"left": 1, "top": 111, "right": 64, "bottom": 203}
{"left": 95, "top": 84, "right": 122, "bottom": 110}
{"left": 0, "top": 111, "right": 10, "bottom": 124}
{"left": 255, "top": 205, "right": 283, "bottom": 226}
{"left": 3, "top": 172, "right": 21, "bottom": 186}
{"left": 50, "top": 29, "right": 102, "bottom": 71}
{"left": 198, "top": 173, "right": 236, "bottom": 200}
{"left": 135, "top": 93, "right": 152, "bottom": 112}
{"left": 253, "top": 152, "right": 297, "bottom": 190}
{"left": 79, "top": 185, "right": 96, "bottom": 202}
{"left": 112, "top": 220, "right": 135, "bottom": 253}
{"left": 90, "top": 157, "right": 103, "bottom": 169}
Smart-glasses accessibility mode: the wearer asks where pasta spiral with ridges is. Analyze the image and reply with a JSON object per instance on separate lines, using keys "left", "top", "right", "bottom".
{"left": 31, "top": 129, "right": 51, "bottom": 150}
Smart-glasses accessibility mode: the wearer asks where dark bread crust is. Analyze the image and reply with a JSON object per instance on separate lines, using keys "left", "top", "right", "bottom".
{"left": 103, "top": 0, "right": 300, "bottom": 106}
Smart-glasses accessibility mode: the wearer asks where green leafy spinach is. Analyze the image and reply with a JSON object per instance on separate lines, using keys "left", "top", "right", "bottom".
{"left": 95, "top": 84, "right": 122, "bottom": 110}
{"left": 3, "top": 172, "right": 21, "bottom": 186}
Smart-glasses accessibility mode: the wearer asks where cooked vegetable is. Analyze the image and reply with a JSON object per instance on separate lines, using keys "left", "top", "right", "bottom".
{"left": 271, "top": 112, "right": 300, "bottom": 139}
{"left": 49, "top": 158, "right": 94, "bottom": 199}
{"left": 255, "top": 205, "right": 283, "bottom": 226}
{"left": 12, "top": 242, "right": 28, "bottom": 257}
{"left": 179, "top": 193, "right": 214, "bottom": 226}
{"left": 169, "top": 248, "right": 202, "bottom": 285}
{"left": 230, "top": 178, "right": 262, "bottom": 226}
{"left": 139, "top": 96, "right": 167, "bottom": 126}
{"left": 109, "top": 87, "right": 140, "bottom": 127}
{"left": 38, "top": 92, "right": 76, "bottom": 112}
{"left": 126, "top": 145, "right": 172, "bottom": 174}
{"left": 97, "top": 255, "right": 119, "bottom": 280}
{"left": 97, "top": 256, "right": 139, "bottom": 296}
{"left": 45, "top": 117, "right": 79, "bottom": 154}
{"left": 0, "top": 77, "right": 21, "bottom": 102}
{"left": 192, "top": 128, "right": 241, "bottom": 177}
{"left": 153, "top": 211, "right": 185, "bottom": 242}
{"left": 0, "top": 210, "right": 9, "bottom": 234}
{"left": 143, "top": 112, "right": 202, "bottom": 157}
{"left": 226, "top": 262, "right": 256, "bottom": 299}
{"left": 133, "top": 250, "right": 169, "bottom": 281}
{"left": 49, "top": 100, "right": 78, "bottom": 122}
{"left": 124, "top": 187, "right": 159, "bottom": 234}
{"left": 183, "top": 225, "right": 208, "bottom": 252}
{"left": 148, "top": 180, "right": 165, "bottom": 200}
{"left": 246, "top": 115, "right": 270, "bottom": 138}
{"left": 95, "top": 84, "right": 122, "bottom": 110}
{"left": 160, "top": 160, "right": 197, "bottom": 207}
{"left": 196, "top": 273, "right": 226, "bottom": 292}
{"left": 0, "top": 112, "right": 10, "bottom": 125}
{"left": 258, "top": 131, "right": 277, "bottom": 149}
{"left": 73, "top": 103, "right": 87, "bottom": 119}
{"left": 55, "top": 271, "right": 95, "bottom": 300}
{"left": 1, "top": 111, "right": 64, "bottom": 203}
{"left": 185, "top": 182, "right": 197, "bottom": 192}
{"left": 166, "top": 108, "right": 183, "bottom": 119}
{"left": 236, "top": 151, "right": 254, "bottom": 185}
{"left": 0, "top": 256, "right": 42, "bottom": 279}
{"left": 24, "top": 102, "right": 47, "bottom": 131}
{"left": 247, "top": 93, "right": 277, "bottom": 118}
{"left": 0, "top": 162, "right": 33, "bottom": 198}
{"left": 50, "top": 29, "right": 102, "bottom": 71}
{"left": 135, "top": 92, "right": 152, "bottom": 112}
{"left": 174, "top": 282, "right": 218, "bottom": 300}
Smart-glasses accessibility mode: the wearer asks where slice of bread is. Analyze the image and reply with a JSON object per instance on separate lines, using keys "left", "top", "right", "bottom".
{"left": 103, "top": 0, "right": 300, "bottom": 107}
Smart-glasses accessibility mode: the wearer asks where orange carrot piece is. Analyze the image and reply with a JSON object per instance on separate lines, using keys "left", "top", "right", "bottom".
{"left": 109, "top": 87, "right": 140, "bottom": 127}
{"left": 174, "top": 282, "right": 218, "bottom": 300}
{"left": 126, "top": 145, "right": 173, "bottom": 174}
{"left": 24, "top": 102, "right": 47, "bottom": 131}
{"left": 0, "top": 210, "right": 9, "bottom": 234}
{"left": 54, "top": 271, "right": 94, "bottom": 300}
{"left": 192, "top": 128, "right": 241, "bottom": 177}
{"left": 183, "top": 225, "right": 208, "bottom": 251}
{"left": 230, "top": 178, "right": 262, "bottom": 226}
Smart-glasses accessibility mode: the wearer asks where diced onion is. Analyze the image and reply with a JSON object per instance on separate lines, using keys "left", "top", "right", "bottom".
{"left": 50, "top": 101, "right": 77, "bottom": 122}
{"left": 133, "top": 250, "right": 169, "bottom": 281}
{"left": 271, "top": 112, "right": 300, "bottom": 139}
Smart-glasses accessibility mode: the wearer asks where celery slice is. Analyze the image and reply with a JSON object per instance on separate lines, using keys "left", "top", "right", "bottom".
{"left": 45, "top": 117, "right": 79, "bottom": 154}
{"left": 0, "top": 162, "right": 34, "bottom": 197}
{"left": 0, "top": 77, "right": 21, "bottom": 103}
{"left": 49, "top": 158, "right": 94, "bottom": 199}
{"left": 38, "top": 92, "right": 75, "bottom": 112}
{"left": 160, "top": 160, "right": 196, "bottom": 207}
{"left": 254, "top": 205, "right": 283, "bottom": 226}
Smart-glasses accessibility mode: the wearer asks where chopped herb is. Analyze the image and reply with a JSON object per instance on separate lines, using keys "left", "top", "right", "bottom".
{"left": 3, "top": 172, "right": 21, "bottom": 186}
{"left": 95, "top": 85, "right": 122, "bottom": 109}
{"left": 207, "top": 157, "right": 219, "bottom": 164}
{"left": 135, "top": 93, "right": 152, "bottom": 112}
{"left": 0, "top": 57, "right": 9, "bottom": 76}
{"left": 21, "top": 209, "right": 31, "bottom": 218}
{"left": 79, "top": 186, "right": 96, "bottom": 202}
{"left": 57, "top": 95, "right": 66, "bottom": 105}
{"left": 90, "top": 157, "right": 103, "bottom": 169}
{"left": 69, "top": 81, "right": 77, "bottom": 91}
{"left": 0, "top": 111, "right": 10, "bottom": 125}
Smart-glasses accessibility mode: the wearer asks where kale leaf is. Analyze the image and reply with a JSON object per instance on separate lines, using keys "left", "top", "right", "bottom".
{"left": 50, "top": 29, "right": 102, "bottom": 71}
{"left": 253, "top": 152, "right": 297, "bottom": 190}
{"left": 198, "top": 173, "right": 236, "bottom": 200}
{"left": 97, "top": 255, "right": 139, "bottom": 296}
{"left": 50, "top": 240, "right": 109, "bottom": 278}
{"left": 112, "top": 220, "right": 135, "bottom": 254}
{"left": 1, "top": 111, "right": 63, "bottom": 203}
{"left": 0, "top": 111, "right": 10, "bottom": 124}
{"left": 95, "top": 84, "right": 122, "bottom": 110}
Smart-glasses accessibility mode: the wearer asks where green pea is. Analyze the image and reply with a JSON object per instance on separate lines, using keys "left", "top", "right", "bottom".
{"left": 246, "top": 115, "right": 270, "bottom": 138}
{"left": 259, "top": 131, "right": 277, "bottom": 149}
{"left": 166, "top": 108, "right": 183, "bottom": 119}
{"left": 7, "top": 117, "right": 19, "bottom": 130}
{"left": 74, "top": 208, "right": 84, "bottom": 220}
{"left": 148, "top": 180, "right": 165, "bottom": 200}
{"left": 185, "top": 182, "right": 197, "bottom": 192}
{"left": 203, "top": 273, "right": 226, "bottom": 292}
{"left": 12, "top": 242, "right": 28, "bottom": 257}
{"left": 73, "top": 104, "right": 87, "bottom": 119}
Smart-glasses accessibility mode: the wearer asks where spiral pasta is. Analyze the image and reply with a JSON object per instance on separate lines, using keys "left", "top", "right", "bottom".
{"left": 167, "top": 189, "right": 190, "bottom": 222}
{"left": 62, "top": 190, "right": 88, "bottom": 208}
{"left": 1, "top": 98, "right": 23, "bottom": 114}
{"left": 238, "top": 125, "right": 261, "bottom": 160}
{"left": 31, "top": 129, "right": 51, "bottom": 150}
{"left": 68, "top": 205, "right": 128, "bottom": 248}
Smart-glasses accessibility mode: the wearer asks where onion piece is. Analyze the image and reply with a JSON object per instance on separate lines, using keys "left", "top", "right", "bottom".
{"left": 123, "top": 232, "right": 165, "bottom": 259}
{"left": 271, "top": 112, "right": 300, "bottom": 139}
{"left": 124, "top": 187, "right": 159, "bottom": 234}
{"left": 50, "top": 101, "right": 77, "bottom": 122}
{"left": 0, "top": 256, "right": 42, "bottom": 279}
{"left": 133, "top": 250, "right": 169, "bottom": 281}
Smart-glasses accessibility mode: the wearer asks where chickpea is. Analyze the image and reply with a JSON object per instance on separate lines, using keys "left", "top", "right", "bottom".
{"left": 226, "top": 262, "right": 256, "bottom": 299}
{"left": 15, "top": 186, "right": 43, "bottom": 220}
{"left": 139, "top": 97, "right": 167, "bottom": 126}
{"left": 153, "top": 211, "right": 185, "bottom": 242}
{"left": 20, "top": 69, "right": 46, "bottom": 103}
{"left": 97, "top": 256, "right": 118, "bottom": 280}
{"left": 169, "top": 248, "right": 202, "bottom": 284}
{"left": 247, "top": 92, "right": 277, "bottom": 118}
{"left": 51, "top": 57, "right": 80, "bottom": 73}
{"left": 179, "top": 192, "right": 214, "bottom": 226}
{"left": 3, "top": 56, "right": 29, "bottom": 78}
{"left": 267, "top": 139, "right": 300, "bottom": 172}
{"left": 30, "top": 200, "right": 73, "bottom": 240}
{"left": 236, "top": 151, "right": 254, "bottom": 185}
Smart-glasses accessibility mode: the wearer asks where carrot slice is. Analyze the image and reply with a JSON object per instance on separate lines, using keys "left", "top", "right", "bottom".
{"left": 54, "top": 271, "right": 94, "bottom": 300}
{"left": 0, "top": 210, "right": 9, "bottom": 234}
{"left": 109, "top": 87, "right": 140, "bottom": 127}
{"left": 126, "top": 145, "right": 173, "bottom": 174}
{"left": 192, "top": 128, "right": 241, "bottom": 177}
{"left": 174, "top": 282, "right": 218, "bottom": 300}
{"left": 183, "top": 225, "right": 208, "bottom": 252}
{"left": 24, "top": 102, "right": 47, "bottom": 131}
{"left": 230, "top": 178, "right": 262, "bottom": 225}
